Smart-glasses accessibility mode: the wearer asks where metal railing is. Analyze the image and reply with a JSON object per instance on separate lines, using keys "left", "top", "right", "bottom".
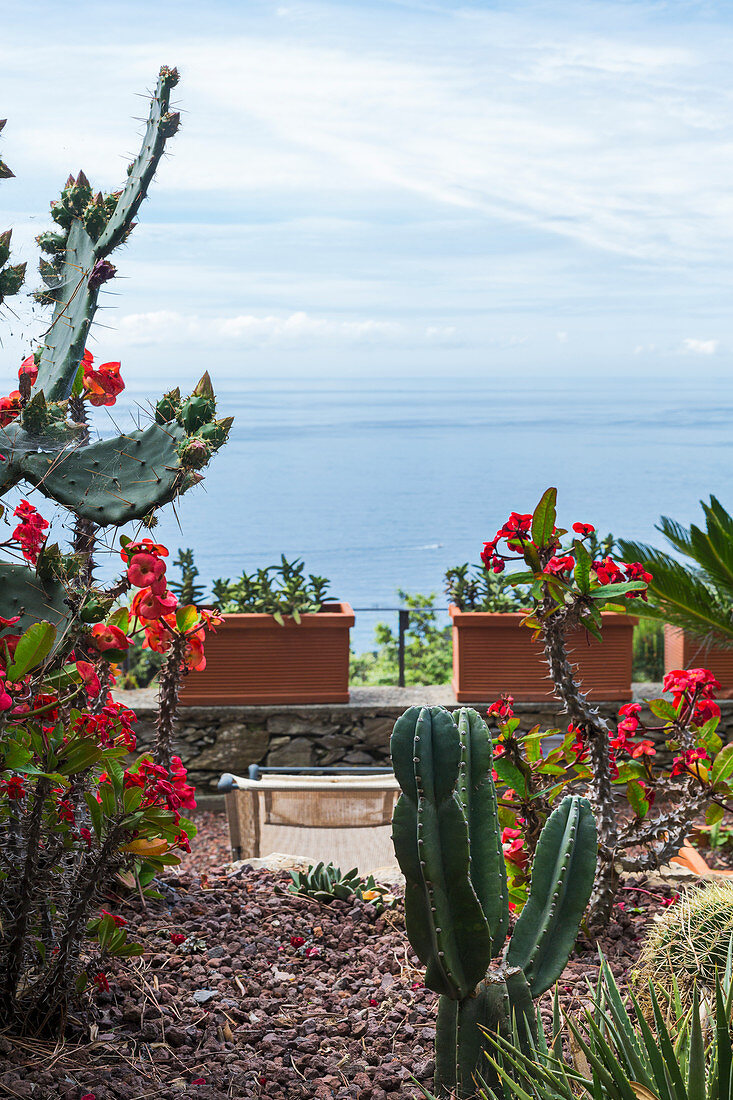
{"left": 352, "top": 605, "right": 447, "bottom": 687}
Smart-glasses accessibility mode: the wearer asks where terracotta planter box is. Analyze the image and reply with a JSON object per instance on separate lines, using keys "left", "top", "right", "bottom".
{"left": 664, "top": 625, "right": 733, "bottom": 699}
{"left": 178, "top": 602, "right": 355, "bottom": 706}
{"left": 450, "top": 607, "right": 636, "bottom": 703}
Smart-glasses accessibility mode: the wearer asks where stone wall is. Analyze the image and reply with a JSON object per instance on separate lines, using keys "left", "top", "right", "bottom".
{"left": 116, "top": 684, "right": 733, "bottom": 798}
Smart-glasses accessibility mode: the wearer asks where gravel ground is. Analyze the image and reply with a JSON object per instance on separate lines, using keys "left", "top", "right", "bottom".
{"left": 0, "top": 812, "right": 708, "bottom": 1100}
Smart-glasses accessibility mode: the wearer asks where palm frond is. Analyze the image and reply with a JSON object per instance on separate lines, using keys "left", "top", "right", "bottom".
{"left": 617, "top": 540, "right": 733, "bottom": 647}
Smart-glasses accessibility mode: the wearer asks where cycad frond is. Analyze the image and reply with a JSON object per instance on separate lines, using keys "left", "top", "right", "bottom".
{"left": 617, "top": 540, "right": 733, "bottom": 646}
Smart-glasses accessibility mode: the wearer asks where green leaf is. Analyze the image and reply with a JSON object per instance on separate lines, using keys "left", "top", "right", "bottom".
{"left": 590, "top": 581, "right": 647, "bottom": 600}
{"left": 626, "top": 780, "right": 650, "bottom": 819}
{"left": 648, "top": 699, "right": 678, "bottom": 722}
{"left": 57, "top": 740, "right": 102, "bottom": 775}
{"left": 531, "top": 487, "right": 558, "bottom": 550}
{"left": 493, "top": 758, "right": 528, "bottom": 797}
{"left": 574, "top": 540, "right": 591, "bottom": 594}
{"left": 175, "top": 605, "right": 199, "bottom": 632}
{"left": 7, "top": 621, "right": 57, "bottom": 679}
{"left": 712, "top": 743, "right": 733, "bottom": 785}
{"left": 705, "top": 802, "right": 724, "bottom": 826}
{"left": 70, "top": 361, "right": 85, "bottom": 397}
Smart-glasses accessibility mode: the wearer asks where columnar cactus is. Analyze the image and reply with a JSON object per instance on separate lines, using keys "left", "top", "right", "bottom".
{"left": 391, "top": 706, "right": 597, "bottom": 1098}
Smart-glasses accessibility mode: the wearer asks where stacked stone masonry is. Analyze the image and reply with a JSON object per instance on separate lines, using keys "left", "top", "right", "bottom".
{"left": 117, "top": 685, "right": 733, "bottom": 796}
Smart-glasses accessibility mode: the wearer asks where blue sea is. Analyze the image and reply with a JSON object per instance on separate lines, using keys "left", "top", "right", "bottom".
{"left": 106, "top": 372, "right": 732, "bottom": 651}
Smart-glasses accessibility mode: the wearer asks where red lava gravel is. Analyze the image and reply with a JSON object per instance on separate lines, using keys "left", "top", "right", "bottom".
{"left": 0, "top": 811, "right": 695, "bottom": 1099}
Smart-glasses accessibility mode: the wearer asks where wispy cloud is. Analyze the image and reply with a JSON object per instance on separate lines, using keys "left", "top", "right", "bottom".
{"left": 682, "top": 338, "right": 719, "bottom": 355}
{"left": 117, "top": 309, "right": 416, "bottom": 347}
{"left": 3, "top": 0, "right": 733, "bottom": 376}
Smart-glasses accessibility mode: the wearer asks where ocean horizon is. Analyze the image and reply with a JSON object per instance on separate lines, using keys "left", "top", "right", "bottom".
{"left": 92, "top": 370, "right": 733, "bottom": 651}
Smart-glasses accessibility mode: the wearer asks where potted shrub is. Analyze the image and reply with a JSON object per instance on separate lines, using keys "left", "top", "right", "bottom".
{"left": 446, "top": 553, "right": 636, "bottom": 703}
{"left": 177, "top": 556, "right": 354, "bottom": 704}
{"left": 619, "top": 495, "right": 733, "bottom": 695}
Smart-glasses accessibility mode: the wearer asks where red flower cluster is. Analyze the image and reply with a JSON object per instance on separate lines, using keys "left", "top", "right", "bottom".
{"left": 114, "top": 753, "right": 196, "bottom": 821}
{"left": 544, "top": 554, "right": 575, "bottom": 577}
{"left": 481, "top": 513, "right": 532, "bottom": 573}
{"left": 501, "top": 826, "right": 528, "bottom": 870}
{"left": 664, "top": 668, "right": 721, "bottom": 724}
{"left": 81, "top": 350, "right": 125, "bottom": 407}
{"left": 170, "top": 932, "right": 186, "bottom": 946}
{"left": 670, "top": 746, "right": 711, "bottom": 779}
{"left": 72, "top": 701, "right": 137, "bottom": 752}
{"left": 592, "top": 557, "right": 651, "bottom": 597}
{"left": 487, "top": 695, "right": 514, "bottom": 720}
{"left": 12, "top": 500, "right": 49, "bottom": 565}
{"left": 123, "top": 539, "right": 178, "bottom": 622}
{"left": 1, "top": 776, "right": 24, "bottom": 800}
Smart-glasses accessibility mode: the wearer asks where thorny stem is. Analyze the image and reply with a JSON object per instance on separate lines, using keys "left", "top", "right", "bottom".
{"left": 155, "top": 634, "right": 186, "bottom": 769}
{"left": 1, "top": 777, "right": 51, "bottom": 1005}
{"left": 68, "top": 395, "right": 97, "bottom": 584}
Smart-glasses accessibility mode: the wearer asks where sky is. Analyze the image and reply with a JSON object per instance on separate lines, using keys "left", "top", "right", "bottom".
{"left": 3, "top": 0, "right": 733, "bottom": 381}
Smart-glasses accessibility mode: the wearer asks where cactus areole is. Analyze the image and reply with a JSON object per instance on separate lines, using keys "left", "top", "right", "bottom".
{"left": 390, "top": 705, "right": 597, "bottom": 1098}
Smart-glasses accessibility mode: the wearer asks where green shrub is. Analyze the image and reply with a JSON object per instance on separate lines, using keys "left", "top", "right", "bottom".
{"left": 632, "top": 617, "right": 664, "bottom": 681}
{"left": 350, "top": 590, "right": 451, "bottom": 685}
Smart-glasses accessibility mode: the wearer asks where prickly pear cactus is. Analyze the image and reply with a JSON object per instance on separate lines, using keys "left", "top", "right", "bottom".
{"left": 391, "top": 706, "right": 597, "bottom": 1098}
{"left": 0, "top": 70, "right": 230, "bottom": 527}
{"left": 0, "top": 120, "right": 26, "bottom": 308}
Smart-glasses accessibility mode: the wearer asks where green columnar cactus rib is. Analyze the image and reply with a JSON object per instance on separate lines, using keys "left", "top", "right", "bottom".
{"left": 34, "top": 67, "right": 180, "bottom": 403}
{"left": 391, "top": 706, "right": 493, "bottom": 999}
{"left": 390, "top": 706, "right": 597, "bottom": 1099}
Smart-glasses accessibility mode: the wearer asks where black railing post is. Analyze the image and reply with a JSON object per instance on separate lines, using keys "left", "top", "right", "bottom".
{"left": 398, "top": 609, "right": 410, "bottom": 688}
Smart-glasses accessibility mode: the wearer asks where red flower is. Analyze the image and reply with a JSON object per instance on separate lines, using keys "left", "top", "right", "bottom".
{"left": 12, "top": 499, "right": 49, "bottom": 564}
{"left": 99, "top": 909, "right": 127, "bottom": 927}
{"left": 0, "top": 679, "right": 12, "bottom": 712}
{"left": 170, "top": 932, "right": 186, "bottom": 946}
{"left": 630, "top": 739, "right": 656, "bottom": 759}
{"left": 94, "top": 972, "right": 110, "bottom": 992}
{"left": 487, "top": 695, "right": 514, "bottom": 720}
{"left": 290, "top": 935, "right": 305, "bottom": 948}
{"left": 671, "top": 746, "right": 711, "bottom": 778}
{"left": 18, "top": 354, "right": 38, "bottom": 384}
{"left": 544, "top": 555, "right": 575, "bottom": 577}
{"left": 127, "top": 552, "right": 167, "bottom": 589}
{"left": 82, "top": 354, "right": 125, "bottom": 407}
{"left": 120, "top": 538, "right": 169, "bottom": 564}
{"left": 592, "top": 556, "right": 625, "bottom": 585}
{"left": 0, "top": 391, "right": 21, "bottom": 428}
{"left": 567, "top": 724, "right": 588, "bottom": 762}
{"left": 572, "top": 523, "right": 595, "bottom": 537}
{"left": 131, "top": 587, "right": 178, "bottom": 621}
{"left": 90, "top": 623, "right": 130, "bottom": 653}
{"left": 75, "top": 660, "right": 101, "bottom": 698}
{"left": 1, "top": 776, "right": 25, "bottom": 800}
{"left": 502, "top": 827, "right": 528, "bottom": 871}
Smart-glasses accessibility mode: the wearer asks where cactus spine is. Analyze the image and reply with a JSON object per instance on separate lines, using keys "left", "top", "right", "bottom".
{"left": 391, "top": 705, "right": 597, "bottom": 1098}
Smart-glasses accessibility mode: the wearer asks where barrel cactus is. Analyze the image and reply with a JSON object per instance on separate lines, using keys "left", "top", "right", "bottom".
{"left": 391, "top": 706, "right": 597, "bottom": 1098}
{"left": 633, "top": 879, "right": 733, "bottom": 1020}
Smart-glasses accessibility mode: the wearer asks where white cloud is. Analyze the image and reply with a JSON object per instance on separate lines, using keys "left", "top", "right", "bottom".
{"left": 682, "top": 338, "right": 719, "bottom": 355}
{"left": 116, "top": 309, "right": 404, "bottom": 347}
{"left": 556, "top": 331, "right": 568, "bottom": 342}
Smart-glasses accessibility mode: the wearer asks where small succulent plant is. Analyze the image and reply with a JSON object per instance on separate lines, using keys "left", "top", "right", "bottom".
{"left": 288, "top": 862, "right": 395, "bottom": 910}
{"left": 212, "top": 556, "right": 330, "bottom": 622}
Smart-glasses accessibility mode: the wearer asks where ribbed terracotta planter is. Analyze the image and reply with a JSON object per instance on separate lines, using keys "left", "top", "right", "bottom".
{"left": 450, "top": 607, "right": 636, "bottom": 703}
{"left": 664, "top": 625, "right": 733, "bottom": 699}
{"left": 178, "top": 602, "right": 355, "bottom": 705}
